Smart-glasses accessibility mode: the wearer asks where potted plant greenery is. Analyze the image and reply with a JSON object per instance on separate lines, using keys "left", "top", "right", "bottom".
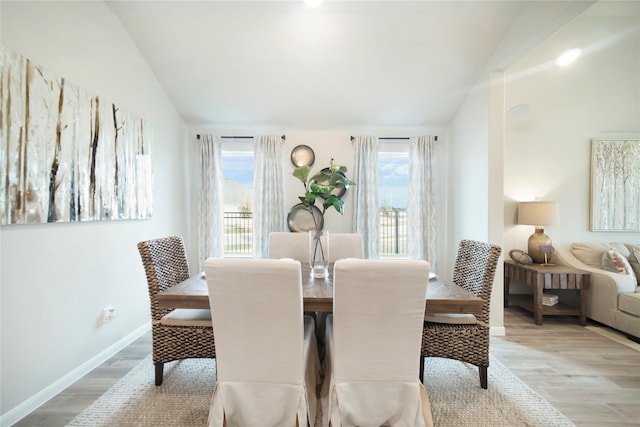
{"left": 291, "top": 159, "right": 355, "bottom": 278}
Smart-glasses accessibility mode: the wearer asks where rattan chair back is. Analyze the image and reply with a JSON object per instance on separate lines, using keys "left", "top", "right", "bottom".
{"left": 137, "top": 236, "right": 215, "bottom": 386}
{"left": 452, "top": 239, "right": 502, "bottom": 325}
{"left": 137, "top": 235, "right": 190, "bottom": 321}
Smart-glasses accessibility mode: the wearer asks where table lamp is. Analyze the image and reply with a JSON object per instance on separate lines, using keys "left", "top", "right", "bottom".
{"left": 518, "top": 201, "right": 559, "bottom": 264}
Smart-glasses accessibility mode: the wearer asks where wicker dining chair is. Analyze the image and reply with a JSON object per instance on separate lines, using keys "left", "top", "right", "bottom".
{"left": 137, "top": 236, "right": 216, "bottom": 386}
{"left": 420, "top": 239, "right": 501, "bottom": 389}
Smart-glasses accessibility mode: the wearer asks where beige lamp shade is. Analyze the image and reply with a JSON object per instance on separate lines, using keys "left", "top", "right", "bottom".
{"left": 518, "top": 201, "right": 559, "bottom": 226}
{"left": 518, "top": 201, "right": 559, "bottom": 264}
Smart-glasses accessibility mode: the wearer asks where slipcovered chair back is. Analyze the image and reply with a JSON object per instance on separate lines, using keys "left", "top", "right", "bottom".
{"left": 204, "top": 258, "right": 320, "bottom": 427}
{"left": 322, "top": 258, "right": 433, "bottom": 427}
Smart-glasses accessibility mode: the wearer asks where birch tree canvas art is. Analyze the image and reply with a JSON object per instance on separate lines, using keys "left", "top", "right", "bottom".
{"left": 0, "top": 46, "right": 153, "bottom": 224}
{"left": 590, "top": 139, "right": 640, "bottom": 231}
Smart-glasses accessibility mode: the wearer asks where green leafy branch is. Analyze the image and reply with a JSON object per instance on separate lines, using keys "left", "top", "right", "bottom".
{"left": 292, "top": 158, "right": 356, "bottom": 216}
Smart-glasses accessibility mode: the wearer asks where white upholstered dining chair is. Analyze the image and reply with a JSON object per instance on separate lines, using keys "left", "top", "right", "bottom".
{"left": 268, "top": 231, "right": 363, "bottom": 262}
{"left": 268, "top": 231, "right": 364, "bottom": 344}
{"left": 327, "top": 233, "right": 363, "bottom": 262}
{"left": 204, "top": 258, "right": 320, "bottom": 427}
{"left": 321, "top": 259, "right": 434, "bottom": 427}
{"left": 268, "top": 231, "right": 308, "bottom": 261}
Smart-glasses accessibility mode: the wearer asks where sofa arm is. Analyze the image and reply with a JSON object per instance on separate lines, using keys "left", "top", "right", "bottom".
{"left": 553, "top": 247, "right": 637, "bottom": 326}
{"left": 553, "top": 247, "right": 637, "bottom": 293}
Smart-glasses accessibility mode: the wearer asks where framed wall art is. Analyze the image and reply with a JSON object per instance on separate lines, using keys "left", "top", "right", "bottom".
{"left": 590, "top": 138, "right": 640, "bottom": 231}
{"left": 0, "top": 46, "right": 153, "bottom": 225}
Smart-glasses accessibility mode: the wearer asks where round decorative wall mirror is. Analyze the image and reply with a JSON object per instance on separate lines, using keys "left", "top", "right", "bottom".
{"left": 290, "top": 145, "right": 315, "bottom": 167}
{"left": 316, "top": 167, "right": 347, "bottom": 198}
{"left": 287, "top": 203, "right": 324, "bottom": 232}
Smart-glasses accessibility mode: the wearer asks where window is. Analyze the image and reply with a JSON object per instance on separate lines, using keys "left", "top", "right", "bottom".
{"left": 378, "top": 140, "right": 409, "bottom": 256}
{"left": 222, "top": 140, "right": 254, "bottom": 255}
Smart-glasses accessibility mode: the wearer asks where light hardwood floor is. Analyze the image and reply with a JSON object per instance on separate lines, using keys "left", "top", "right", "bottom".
{"left": 493, "top": 308, "right": 640, "bottom": 427}
{"left": 13, "top": 307, "right": 640, "bottom": 426}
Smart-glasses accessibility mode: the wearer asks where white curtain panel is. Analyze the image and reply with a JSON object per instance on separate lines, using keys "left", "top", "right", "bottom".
{"left": 407, "top": 135, "right": 436, "bottom": 270}
{"left": 198, "top": 134, "right": 224, "bottom": 270}
{"left": 253, "top": 135, "right": 285, "bottom": 258}
{"left": 351, "top": 135, "right": 379, "bottom": 259}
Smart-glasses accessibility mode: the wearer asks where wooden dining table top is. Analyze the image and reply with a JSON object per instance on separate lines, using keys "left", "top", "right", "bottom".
{"left": 157, "top": 267, "right": 484, "bottom": 314}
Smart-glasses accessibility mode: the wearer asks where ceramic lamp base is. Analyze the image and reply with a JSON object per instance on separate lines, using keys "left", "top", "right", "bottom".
{"left": 528, "top": 227, "right": 552, "bottom": 264}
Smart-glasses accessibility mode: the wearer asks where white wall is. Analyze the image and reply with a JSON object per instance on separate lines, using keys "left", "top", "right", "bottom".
{"left": 448, "top": 77, "right": 508, "bottom": 330}
{"left": 503, "top": 6, "right": 640, "bottom": 257}
{"left": 444, "top": 1, "right": 623, "bottom": 331}
{"left": 0, "top": 1, "right": 188, "bottom": 422}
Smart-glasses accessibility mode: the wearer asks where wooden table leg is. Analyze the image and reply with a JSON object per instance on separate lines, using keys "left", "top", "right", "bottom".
{"left": 579, "top": 275, "right": 589, "bottom": 326}
{"left": 504, "top": 276, "right": 510, "bottom": 308}
{"left": 534, "top": 274, "right": 544, "bottom": 325}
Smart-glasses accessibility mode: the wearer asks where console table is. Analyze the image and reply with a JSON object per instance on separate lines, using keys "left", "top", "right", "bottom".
{"left": 504, "top": 260, "right": 591, "bottom": 325}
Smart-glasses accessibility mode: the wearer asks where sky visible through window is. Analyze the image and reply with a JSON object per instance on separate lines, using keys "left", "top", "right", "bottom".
{"left": 220, "top": 152, "right": 408, "bottom": 209}
{"left": 378, "top": 153, "right": 408, "bottom": 209}
{"left": 222, "top": 153, "right": 253, "bottom": 186}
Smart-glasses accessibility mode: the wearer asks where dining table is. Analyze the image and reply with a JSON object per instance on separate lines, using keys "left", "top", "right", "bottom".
{"left": 157, "top": 264, "right": 484, "bottom": 314}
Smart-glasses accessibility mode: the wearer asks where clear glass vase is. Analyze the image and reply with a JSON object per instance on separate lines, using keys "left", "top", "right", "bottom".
{"left": 309, "top": 229, "right": 329, "bottom": 279}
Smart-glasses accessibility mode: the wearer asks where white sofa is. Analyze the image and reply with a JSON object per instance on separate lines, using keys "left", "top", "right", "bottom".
{"left": 553, "top": 242, "right": 639, "bottom": 341}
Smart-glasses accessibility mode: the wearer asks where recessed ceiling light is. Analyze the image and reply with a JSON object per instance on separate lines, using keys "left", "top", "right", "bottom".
{"left": 304, "top": 0, "right": 324, "bottom": 7}
{"left": 556, "top": 48, "right": 582, "bottom": 67}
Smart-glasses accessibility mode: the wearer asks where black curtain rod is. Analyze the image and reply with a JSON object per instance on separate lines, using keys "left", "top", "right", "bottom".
{"left": 196, "top": 134, "right": 286, "bottom": 140}
{"left": 350, "top": 136, "right": 438, "bottom": 141}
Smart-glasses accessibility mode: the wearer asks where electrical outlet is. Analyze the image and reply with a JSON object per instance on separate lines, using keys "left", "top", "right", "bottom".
{"left": 103, "top": 306, "right": 115, "bottom": 323}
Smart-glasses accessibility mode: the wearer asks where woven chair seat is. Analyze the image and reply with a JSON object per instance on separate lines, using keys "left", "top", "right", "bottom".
{"left": 159, "top": 308, "right": 212, "bottom": 327}
{"left": 423, "top": 313, "right": 477, "bottom": 324}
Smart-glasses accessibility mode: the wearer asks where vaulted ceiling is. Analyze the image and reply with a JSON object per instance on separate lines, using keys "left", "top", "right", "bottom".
{"left": 107, "top": 0, "right": 595, "bottom": 130}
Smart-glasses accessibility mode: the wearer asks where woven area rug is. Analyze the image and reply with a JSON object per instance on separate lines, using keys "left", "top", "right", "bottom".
{"left": 67, "top": 355, "right": 574, "bottom": 427}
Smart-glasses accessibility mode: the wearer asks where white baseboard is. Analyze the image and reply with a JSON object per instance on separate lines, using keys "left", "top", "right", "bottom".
{"left": 1, "top": 322, "right": 150, "bottom": 427}
{"left": 490, "top": 326, "right": 506, "bottom": 336}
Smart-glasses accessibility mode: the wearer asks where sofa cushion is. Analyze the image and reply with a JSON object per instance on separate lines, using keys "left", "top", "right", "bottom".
{"left": 571, "top": 242, "right": 610, "bottom": 267}
{"left": 602, "top": 249, "right": 637, "bottom": 280}
{"left": 619, "top": 292, "right": 640, "bottom": 317}
{"left": 571, "top": 242, "right": 630, "bottom": 268}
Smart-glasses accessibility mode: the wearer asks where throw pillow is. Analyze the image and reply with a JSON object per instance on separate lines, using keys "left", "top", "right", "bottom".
{"left": 601, "top": 249, "right": 637, "bottom": 282}
{"left": 609, "top": 242, "right": 630, "bottom": 258}
{"left": 624, "top": 243, "right": 640, "bottom": 255}
{"left": 631, "top": 248, "right": 640, "bottom": 286}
